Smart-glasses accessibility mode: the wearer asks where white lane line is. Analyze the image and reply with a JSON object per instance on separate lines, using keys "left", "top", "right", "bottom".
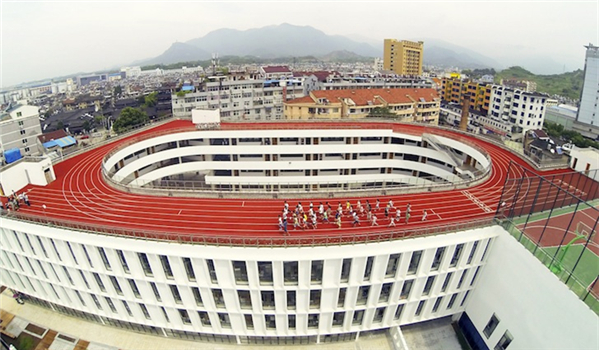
{"left": 178, "top": 210, "right": 182, "bottom": 215}
{"left": 430, "top": 209, "right": 442, "bottom": 219}
{"left": 242, "top": 201, "right": 245, "bottom": 207}
{"left": 461, "top": 190, "right": 493, "bottom": 213}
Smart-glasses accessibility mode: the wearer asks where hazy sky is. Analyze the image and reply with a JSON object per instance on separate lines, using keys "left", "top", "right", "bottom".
{"left": 1, "top": 0, "right": 597, "bottom": 88}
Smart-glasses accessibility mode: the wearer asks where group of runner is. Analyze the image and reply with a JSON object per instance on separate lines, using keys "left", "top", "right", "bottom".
{"left": 1, "top": 192, "right": 30, "bottom": 212}
{"left": 278, "top": 199, "right": 428, "bottom": 234}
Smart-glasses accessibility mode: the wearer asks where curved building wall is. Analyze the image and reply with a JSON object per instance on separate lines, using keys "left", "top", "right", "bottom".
{"left": 103, "top": 129, "right": 490, "bottom": 190}
{"left": 0, "top": 217, "right": 496, "bottom": 340}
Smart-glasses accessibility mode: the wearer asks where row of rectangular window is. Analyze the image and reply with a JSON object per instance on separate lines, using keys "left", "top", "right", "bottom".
{"left": 5, "top": 231, "right": 489, "bottom": 288}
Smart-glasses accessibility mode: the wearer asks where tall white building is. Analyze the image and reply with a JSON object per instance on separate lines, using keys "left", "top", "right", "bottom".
{"left": 488, "top": 85, "right": 548, "bottom": 134}
{"left": 575, "top": 44, "right": 599, "bottom": 139}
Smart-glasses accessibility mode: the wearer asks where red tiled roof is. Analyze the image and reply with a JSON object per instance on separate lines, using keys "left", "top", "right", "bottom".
{"left": 38, "top": 129, "right": 68, "bottom": 143}
{"left": 310, "top": 88, "right": 438, "bottom": 106}
{"left": 262, "top": 66, "right": 291, "bottom": 73}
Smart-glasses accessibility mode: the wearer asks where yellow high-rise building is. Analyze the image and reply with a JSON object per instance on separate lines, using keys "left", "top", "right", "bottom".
{"left": 383, "top": 39, "right": 424, "bottom": 76}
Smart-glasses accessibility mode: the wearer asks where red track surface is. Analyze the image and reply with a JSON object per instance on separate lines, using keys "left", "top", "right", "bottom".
{"left": 5, "top": 120, "right": 577, "bottom": 240}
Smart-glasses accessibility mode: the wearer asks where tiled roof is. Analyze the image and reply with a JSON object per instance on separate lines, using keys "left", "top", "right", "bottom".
{"left": 310, "top": 88, "right": 438, "bottom": 106}
{"left": 262, "top": 66, "right": 291, "bottom": 73}
{"left": 38, "top": 129, "right": 69, "bottom": 143}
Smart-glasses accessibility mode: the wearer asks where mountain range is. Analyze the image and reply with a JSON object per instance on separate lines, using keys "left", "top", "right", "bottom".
{"left": 138, "top": 23, "right": 503, "bottom": 70}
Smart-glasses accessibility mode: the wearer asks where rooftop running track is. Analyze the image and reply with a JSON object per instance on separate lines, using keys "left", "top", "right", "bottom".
{"left": 4, "top": 120, "right": 578, "bottom": 242}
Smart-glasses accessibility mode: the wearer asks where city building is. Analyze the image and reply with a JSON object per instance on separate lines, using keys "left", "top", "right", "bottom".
{"left": 488, "top": 85, "right": 549, "bottom": 135}
{"left": 0, "top": 103, "right": 42, "bottom": 164}
{"left": 171, "top": 71, "right": 316, "bottom": 120}
{"left": 383, "top": 39, "right": 424, "bottom": 76}
{"left": 499, "top": 79, "right": 537, "bottom": 92}
{"left": 545, "top": 104, "right": 578, "bottom": 131}
{"left": 575, "top": 44, "right": 599, "bottom": 140}
{"left": 284, "top": 88, "right": 439, "bottom": 124}
{"left": 441, "top": 77, "right": 492, "bottom": 115}
{"left": 321, "top": 75, "right": 432, "bottom": 91}
{"left": 0, "top": 119, "right": 596, "bottom": 349}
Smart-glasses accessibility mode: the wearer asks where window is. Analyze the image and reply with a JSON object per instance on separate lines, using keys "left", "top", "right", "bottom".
{"left": 495, "top": 331, "right": 513, "bottom": 350}
{"left": 447, "top": 293, "right": 458, "bottom": 309}
{"left": 333, "top": 311, "right": 345, "bottom": 326}
{"left": 238, "top": 290, "right": 251, "bottom": 309}
{"left": 457, "top": 270, "right": 469, "bottom": 289}
{"left": 340, "top": 258, "right": 352, "bottom": 282}
{"left": 352, "top": 310, "right": 364, "bottom": 325}
{"left": 400, "top": 280, "right": 413, "bottom": 299}
{"left": 206, "top": 259, "right": 218, "bottom": 283}
{"left": 117, "top": 250, "right": 129, "bottom": 273}
{"left": 139, "top": 303, "right": 151, "bottom": 319}
{"left": 311, "top": 260, "right": 323, "bottom": 284}
{"left": 233, "top": 261, "right": 248, "bottom": 284}
{"left": 470, "top": 266, "right": 481, "bottom": 286}
{"left": 36, "top": 237, "right": 49, "bottom": 258}
{"left": 122, "top": 300, "right": 133, "bottom": 317}
{"left": 287, "top": 290, "right": 296, "bottom": 309}
{"left": 258, "top": 261, "right": 273, "bottom": 285}
{"left": 182, "top": 258, "right": 195, "bottom": 281}
{"left": 461, "top": 291, "right": 470, "bottom": 306}
{"left": 198, "top": 311, "right": 211, "bottom": 326}
{"left": 310, "top": 290, "right": 321, "bottom": 309}
{"left": 379, "top": 283, "right": 393, "bottom": 303}
{"left": 308, "top": 314, "right": 319, "bottom": 329}
{"left": 63, "top": 267, "right": 74, "bottom": 285}
{"left": 386, "top": 254, "right": 401, "bottom": 277}
{"left": 161, "top": 307, "right": 170, "bottom": 322}
{"left": 374, "top": 307, "right": 385, "bottom": 322}
{"left": 408, "top": 250, "right": 422, "bottom": 274}
{"left": 179, "top": 309, "right": 191, "bottom": 324}
{"left": 97, "top": 247, "right": 111, "bottom": 270}
{"left": 450, "top": 244, "right": 464, "bottom": 267}
{"left": 394, "top": 304, "right": 404, "bottom": 320}
{"left": 212, "top": 289, "right": 225, "bottom": 307}
{"left": 170, "top": 285, "right": 182, "bottom": 304}
{"left": 431, "top": 247, "right": 445, "bottom": 271}
{"left": 441, "top": 272, "right": 453, "bottom": 292}
{"left": 415, "top": 300, "right": 425, "bottom": 316}
{"left": 218, "top": 313, "right": 231, "bottom": 328}
{"left": 75, "top": 290, "right": 86, "bottom": 306}
{"left": 364, "top": 256, "right": 374, "bottom": 281}
{"left": 90, "top": 293, "right": 102, "bottom": 309}
{"left": 338, "top": 287, "right": 347, "bottom": 307}
{"left": 192, "top": 287, "right": 203, "bottom": 306}
{"left": 266, "top": 315, "right": 277, "bottom": 329}
{"left": 432, "top": 296, "right": 443, "bottom": 313}
{"left": 262, "top": 291, "right": 275, "bottom": 309}
{"left": 79, "top": 270, "right": 90, "bottom": 289}
{"left": 159, "top": 255, "right": 173, "bottom": 279}
{"left": 481, "top": 239, "right": 492, "bottom": 262}
{"left": 244, "top": 314, "right": 254, "bottom": 329}
{"left": 93, "top": 273, "right": 106, "bottom": 292}
{"left": 284, "top": 261, "right": 298, "bottom": 285}
{"left": 105, "top": 297, "right": 117, "bottom": 313}
{"left": 150, "top": 282, "right": 161, "bottom": 301}
{"left": 423, "top": 276, "right": 435, "bottom": 295}
{"left": 484, "top": 314, "right": 500, "bottom": 338}
{"left": 129, "top": 279, "right": 141, "bottom": 298}
{"left": 66, "top": 242, "right": 78, "bottom": 264}
{"left": 357, "top": 286, "right": 369, "bottom": 305}
{"left": 110, "top": 276, "right": 122, "bottom": 295}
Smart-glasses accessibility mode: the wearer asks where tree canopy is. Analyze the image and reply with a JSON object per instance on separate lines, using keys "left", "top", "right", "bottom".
{"left": 368, "top": 106, "right": 393, "bottom": 117}
{"left": 112, "top": 107, "right": 149, "bottom": 134}
{"left": 544, "top": 121, "right": 599, "bottom": 149}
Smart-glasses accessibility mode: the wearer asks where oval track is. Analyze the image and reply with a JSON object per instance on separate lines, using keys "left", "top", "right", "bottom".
{"left": 14, "top": 120, "right": 571, "bottom": 239}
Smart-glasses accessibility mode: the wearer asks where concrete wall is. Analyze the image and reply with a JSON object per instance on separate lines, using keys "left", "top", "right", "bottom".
{"left": 463, "top": 228, "right": 598, "bottom": 349}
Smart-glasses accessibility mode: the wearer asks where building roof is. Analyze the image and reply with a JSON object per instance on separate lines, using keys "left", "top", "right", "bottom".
{"left": 262, "top": 66, "right": 291, "bottom": 74}
{"left": 285, "top": 96, "right": 316, "bottom": 104}
{"left": 38, "top": 129, "right": 69, "bottom": 143}
{"left": 304, "top": 88, "right": 439, "bottom": 106}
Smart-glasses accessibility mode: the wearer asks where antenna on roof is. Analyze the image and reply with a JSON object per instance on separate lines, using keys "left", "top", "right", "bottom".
{"left": 212, "top": 53, "right": 219, "bottom": 76}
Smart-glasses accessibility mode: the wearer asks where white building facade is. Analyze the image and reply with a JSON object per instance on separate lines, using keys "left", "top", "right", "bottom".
{"left": 488, "top": 85, "right": 548, "bottom": 133}
{"left": 0, "top": 104, "right": 42, "bottom": 163}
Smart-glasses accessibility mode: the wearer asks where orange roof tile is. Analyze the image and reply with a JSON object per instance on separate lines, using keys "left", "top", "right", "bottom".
{"left": 286, "top": 95, "right": 316, "bottom": 104}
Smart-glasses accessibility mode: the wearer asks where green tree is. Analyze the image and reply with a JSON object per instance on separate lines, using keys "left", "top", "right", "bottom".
{"left": 57, "top": 120, "right": 64, "bottom": 130}
{"left": 82, "top": 120, "right": 92, "bottom": 132}
{"left": 112, "top": 107, "right": 148, "bottom": 133}
{"left": 143, "top": 92, "right": 158, "bottom": 107}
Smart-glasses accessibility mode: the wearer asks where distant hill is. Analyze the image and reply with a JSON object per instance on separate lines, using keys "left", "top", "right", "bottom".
{"left": 495, "top": 66, "right": 584, "bottom": 100}
{"left": 140, "top": 24, "right": 504, "bottom": 69}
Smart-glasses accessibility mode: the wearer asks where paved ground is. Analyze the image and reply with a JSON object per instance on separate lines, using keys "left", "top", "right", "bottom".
{"left": 0, "top": 291, "right": 395, "bottom": 350}
{"left": 401, "top": 317, "right": 464, "bottom": 350}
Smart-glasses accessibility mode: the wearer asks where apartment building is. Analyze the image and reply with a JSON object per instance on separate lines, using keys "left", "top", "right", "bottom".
{"left": 575, "top": 44, "right": 599, "bottom": 139}
{"left": 284, "top": 88, "right": 439, "bottom": 125}
{"left": 383, "top": 39, "right": 424, "bottom": 76}
{"left": 0, "top": 103, "right": 42, "bottom": 164}
{"left": 488, "top": 85, "right": 548, "bottom": 134}
{"left": 171, "top": 70, "right": 316, "bottom": 120}
{"left": 441, "top": 77, "right": 492, "bottom": 115}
